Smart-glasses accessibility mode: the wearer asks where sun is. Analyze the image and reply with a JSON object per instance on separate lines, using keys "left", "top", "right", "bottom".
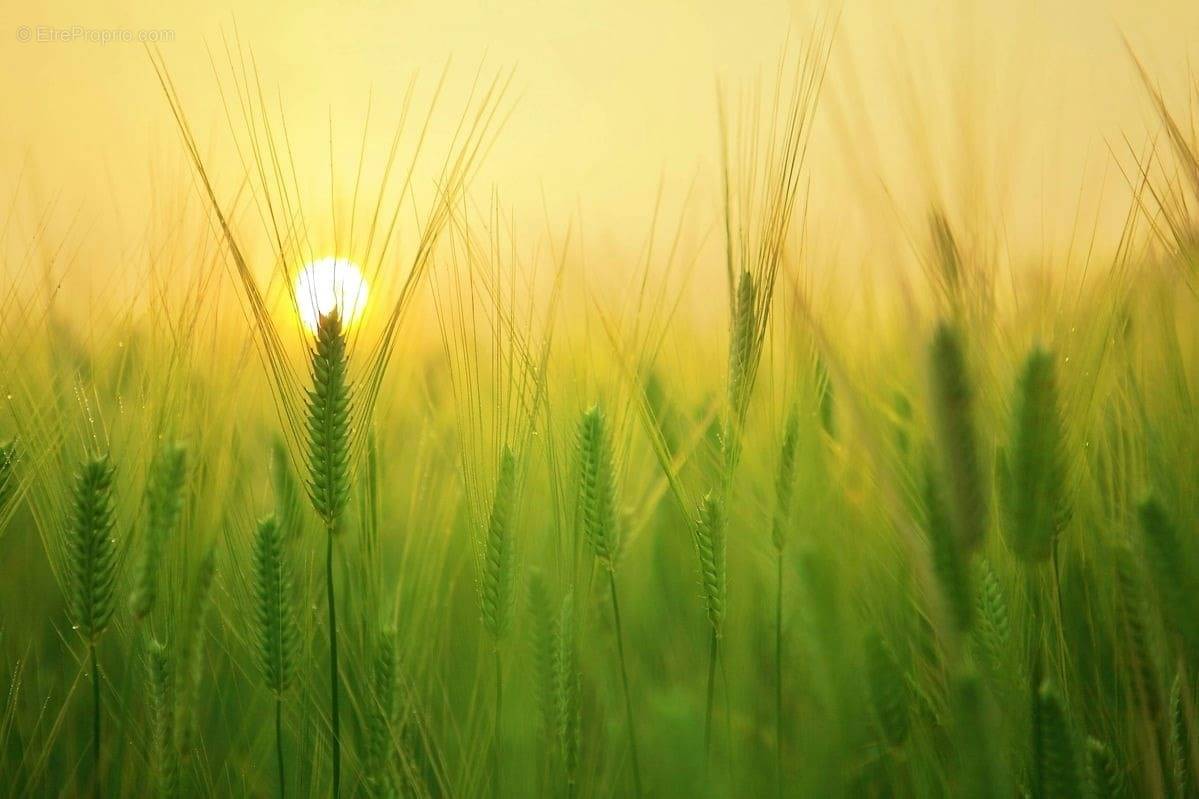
{"left": 295, "top": 257, "right": 369, "bottom": 333}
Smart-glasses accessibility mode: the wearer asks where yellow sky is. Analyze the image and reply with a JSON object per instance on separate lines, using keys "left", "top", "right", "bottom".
{"left": 2, "top": 0, "right": 1197, "bottom": 289}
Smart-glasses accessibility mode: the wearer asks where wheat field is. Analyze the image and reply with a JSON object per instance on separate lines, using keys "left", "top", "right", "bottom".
{"left": 3, "top": 5, "right": 1199, "bottom": 798}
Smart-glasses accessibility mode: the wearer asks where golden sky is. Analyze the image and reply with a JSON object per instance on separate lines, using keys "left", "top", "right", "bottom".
{"left": 2, "top": 0, "right": 1197, "bottom": 286}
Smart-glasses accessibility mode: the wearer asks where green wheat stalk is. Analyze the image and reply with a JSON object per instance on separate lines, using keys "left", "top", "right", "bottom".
{"left": 481, "top": 445, "right": 518, "bottom": 797}
{"left": 576, "top": 405, "right": 642, "bottom": 795}
{"left": 1004, "top": 348, "right": 1070, "bottom": 564}
{"left": 251, "top": 515, "right": 298, "bottom": 798}
{"left": 927, "top": 323, "right": 987, "bottom": 554}
{"left": 145, "top": 638, "right": 178, "bottom": 799}
{"left": 130, "top": 442, "right": 187, "bottom": 620}
{"left": 770, "top": 407, "right": 799, "bottom": 795}
{"left": 304, "top": 309, "right": 352, "bottom": 797}
{"left": 64, "top": 454, "right": 118, "bottom": 797}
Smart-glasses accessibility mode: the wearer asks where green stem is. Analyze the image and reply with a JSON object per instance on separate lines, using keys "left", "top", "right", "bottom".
{"left": 704, "top": 629, "right": 718, "bottom": 771}
{"left": 276, "top": 695, "right": 287, "bottom": 799}
{"left": 90, "top": 641, "right": 101, "bottom": 799}
{"left": 493, "top": 647, "right": 503, "bottom": 799}
{"left": 326, "top": 530, "right": 341, "bottom": 798}
{"left": 775, "top": 549, "right": 784, "bottom": 799}
{"left": 608, "top": 572, "right": 644, "bottom": 797}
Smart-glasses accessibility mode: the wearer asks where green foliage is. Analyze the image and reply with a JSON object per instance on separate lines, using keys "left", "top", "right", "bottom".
{"left": 131, "top": 442, "right": 188, "bottom": 619}
{"left": 64, "top": 455, "right": 119, "bottom": 642}
{"left": 1004, "top": 348, "right": 1070, "bottom": 563}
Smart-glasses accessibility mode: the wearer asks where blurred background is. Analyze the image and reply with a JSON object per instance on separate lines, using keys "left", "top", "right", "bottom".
{"left": 1, "top": 0, "right": 1197, "bottom": 296}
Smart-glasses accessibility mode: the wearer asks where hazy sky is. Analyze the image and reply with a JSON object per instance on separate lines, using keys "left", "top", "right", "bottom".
{"left": 2, "top": 0, "right": 1197, "bottom": 282}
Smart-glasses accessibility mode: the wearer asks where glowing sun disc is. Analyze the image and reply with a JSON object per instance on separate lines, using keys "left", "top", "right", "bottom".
{"left": 295, "top": 257, "right": 369, "bottom": 332}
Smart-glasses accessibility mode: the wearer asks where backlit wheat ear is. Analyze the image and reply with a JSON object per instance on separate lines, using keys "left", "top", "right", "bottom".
{"left": 131, "top": 443, "right": 188, "bottom": 620}
{"left": 928, "top": 323, "right": 987, "bottom": 553}
{"left": 577, "top": 405, "right": 619, "bottom": 569}
{"left": 1005, "top": 348, "right": 1070, "bottom": 563}
{"left": 481, "top": 445, "right": 518, "bottom": 641}
{"left": 306, "top": 311, "right": 352, "bottom": 533}
{"left": 694, "top": 491, "right": 727, "bottom": 635}
{"left": 771, "top": 407, "right": 800, "bottom": 551}
{"left": 65, "top": 454, "right": 118, "bottom": 793}
{"left": 145, "top": 638, "right": 179, "bottom": 799}
{"left": 865, "top": 631, "right": 910, "bottom": 748}
{"left": 1036, "top": 680, "right": 1081, "bottom": 799}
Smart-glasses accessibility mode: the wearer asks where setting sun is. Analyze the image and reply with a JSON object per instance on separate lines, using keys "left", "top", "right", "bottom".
{"left": 294, "top": 257, "right": 369, "bottom": 332}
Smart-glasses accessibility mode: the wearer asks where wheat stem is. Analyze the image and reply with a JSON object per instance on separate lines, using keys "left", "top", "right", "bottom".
{"left": 608, "top": 572, "right": 643, "bottom": 796}
{"left": 326, "top": 529, "right": 341, "bottom": 797}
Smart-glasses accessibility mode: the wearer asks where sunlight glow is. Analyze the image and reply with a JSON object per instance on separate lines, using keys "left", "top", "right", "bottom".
{"left": 295, "top": 257, "right": 369, "bottom": 333}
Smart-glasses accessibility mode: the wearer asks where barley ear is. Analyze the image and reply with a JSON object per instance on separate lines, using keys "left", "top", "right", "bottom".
{"left": 694, "top": 491, "right": 727, "bottom": 635}
{"left": 1005, "top": 348, "right": 1070, "bottom": 563}
{"left": 175, "top": 545, "right": 216, "bottom": 757}
{"left": 481, "top": 446, "right": 518, "bottom": 641}
{"left": 0, "top": 440, "right": 18, "bottom": 511}
{"left": 1114, "top": 543, "right": 1161, "bottom": 721}
{"left": 1036, "top": 680, "right": 1081, "bottom": 799}
{"left": 771, "top": 407, "right": 800, "bottom": 551}
{"left": 251, "top": 515, "right": 298, "bottom": 695}
{"left": 145, "top": 638, "right": 179, "bottom": 799}
{"left": 865, "top": 631, "right": 910, "bottom": 748}
{"left": 271, "top": 437, "right": 304, "bottom": 540}
{"left": 366, "top": 629, "right": 398, "bottom": 797}
{"left": 1136, "top": 497, "right": 1199, "bottom": 658}
{"left": 306, "top": 310, "right": 352, "bottom": 532}
{"left": 553, "top": 594, "right": 581, "bottom": 786}
{"left": 527, "top": 571, "right": 557, "bottom": 741}
{"left": 131, "top": 443, "right": 188, "bottom": 620}
{"left": 65, "top": 455, "right": 119, "bottom": 642}
{"left": 928, "top": 323, "right": 987, "bottom": 553}
{"left": 727, "top": 269, "right": 756, "bottom": 422}
{"left": 924, "top": 461, "right": 973, "bottom": 632}
{"left": 577, "top": 405, "right": 619, "bottom": 568}
{"left": 1085, "top": 737, "right": 1124, "bottom": 799}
